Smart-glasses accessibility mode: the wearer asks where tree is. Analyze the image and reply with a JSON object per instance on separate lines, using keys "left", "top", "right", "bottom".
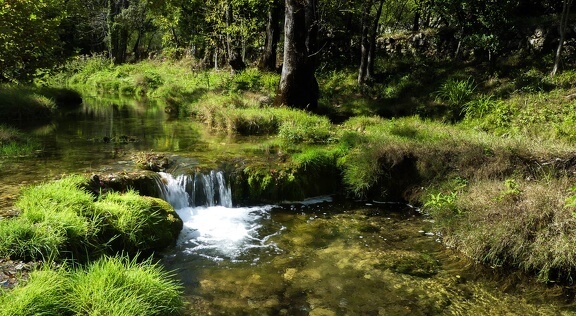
{"left": 551, "top": 0, "right": 574, "bottom": 76}
{"left": 107, "top": 0, "right": 131, "bottom": 64}
{"left": 358, "top": 0, "right": 385, "bottom": 85}
{"left": 277, "top": 0, "right": 319, "bottom": 110}
{"left": 259, "top": 0, "right": 282, "bottom": 71}
{"left": 0, "top": 0, "right": 64, "bottom": 81}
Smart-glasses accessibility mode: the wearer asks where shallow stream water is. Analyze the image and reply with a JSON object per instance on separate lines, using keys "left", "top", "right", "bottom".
{"left": 1, "top": 95, "right": 575, "bottom": 315}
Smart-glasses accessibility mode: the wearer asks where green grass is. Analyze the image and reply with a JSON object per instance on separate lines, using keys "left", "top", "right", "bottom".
{"left": 68, "top": 256, "right": 184, "bottom": 316}
{"left": 0, "top": 256, "right": 184, "bottom": 316}
{"left": 94, "top": 190, "right": 182, "bottom": 254}
{"left": 0, "top": 86, "right": 55, "bottom": 124}
{"left": 0, "top": 268, "right": 69, "bottom": 316}
{"left": 0, "top": 84, "right": 82, "bottom": 126}
{"left": 42, "top": 54, "right": 576, "bottom": 283}
{"left": 0, "top": 125, "right": 40, "bottom": 157}
{"left": 0, "top": 176, "right": 182, "bottom": 262}
{"left": 0, "top": 217, "right": 66, "bottom": 261}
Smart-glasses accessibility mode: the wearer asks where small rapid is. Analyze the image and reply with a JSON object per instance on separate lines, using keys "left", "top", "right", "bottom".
{"left": 157, "top": 171, "right": 282, "bottom": 261}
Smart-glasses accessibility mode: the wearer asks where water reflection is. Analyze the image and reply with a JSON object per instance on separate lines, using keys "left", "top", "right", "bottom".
{"left": 0, "top": 95, "right": 203, "bottom": 209}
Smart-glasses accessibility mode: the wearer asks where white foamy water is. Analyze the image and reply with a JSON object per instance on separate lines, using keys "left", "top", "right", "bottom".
{"left": 157, "top": 172, "right": 281, "bottom": 261}
{"left": 175, "top": 205, "right": 280, "bottom": 260}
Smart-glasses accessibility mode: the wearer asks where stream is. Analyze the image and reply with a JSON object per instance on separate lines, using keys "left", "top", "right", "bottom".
{"left": 1, "top": 95, "right": 575, "bottom": 315}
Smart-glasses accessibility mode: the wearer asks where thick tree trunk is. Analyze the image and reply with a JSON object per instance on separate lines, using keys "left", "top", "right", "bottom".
{"left": 277, "top": 0, "right": 319, "bottom": 110}
{"left": 552, "top": 0, "right": 574, "bottom": 76}
{"left": 259, "top": 0, "right": 282, "bottom": 72}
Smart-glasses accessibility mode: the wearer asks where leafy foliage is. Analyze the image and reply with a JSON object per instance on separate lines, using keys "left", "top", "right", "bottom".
{"left": 0, "top": 0, "right": 64, "bottom": 81}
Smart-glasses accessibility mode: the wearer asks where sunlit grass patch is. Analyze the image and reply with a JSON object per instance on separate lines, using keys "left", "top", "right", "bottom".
{"left": 0, "top": 217, "right": 67, "bottom": 261}
{"left": 1, "top": 176, "right": 182, "bottom": 262}
{"left": 0, "top": 268, "right": 69, "bottom": 316}
{"left": 335, "top": 116, "right": 575, "bottom": 200}
{"left": 94, "top": 190, "right": 182, "bottom": 254}
{"left": 0, "top": 256, "right": 184, "bottom": 316}
{"left": 68, "top": 256, "right": 184, "bottom": 316}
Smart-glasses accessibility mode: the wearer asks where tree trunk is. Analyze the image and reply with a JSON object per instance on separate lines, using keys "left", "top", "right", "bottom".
{"left": 259, "top": 0, "right": 282, "bottom": 72}
{"left": 277, "top": 0, "right": 319, "bottom": 110}
{"left": 367, "top": 0, "right": 385, "bottom": 79}
{"left": 552, "top": 0, "right": 574, "bottom": 76}
{"left": 107, "top": 0, "right": 130, "bottom": 64}
{"left": 358, "top": 0, "right": 374, "bottom": 85}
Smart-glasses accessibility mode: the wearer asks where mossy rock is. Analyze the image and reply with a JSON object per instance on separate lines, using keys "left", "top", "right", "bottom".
{"left": 86, "top": 171, "right": 163, "bottom": 198}
{"left": 95, "top": 192, "right": 183, "bottom": 254}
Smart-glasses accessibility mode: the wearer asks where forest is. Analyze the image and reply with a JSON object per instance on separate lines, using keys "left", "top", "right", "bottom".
{"left": 3, "top": 0, "right": 576, "bottom": 315}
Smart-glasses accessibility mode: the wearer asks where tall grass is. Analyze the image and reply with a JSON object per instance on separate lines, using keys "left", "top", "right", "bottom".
{"left": 68, "top": 256, "right": 184, "bottom": 316}
{"left": 0, "top": 268, "right": 69, "bottom": 316}
{"left": 0, "top": 176, "right": 181, "bottom": 262}
{"left": 0, "top": 256, "right": 184, "bottom": 316}
{"left": 441, "top": 177, "right": 576, "bottom": 281}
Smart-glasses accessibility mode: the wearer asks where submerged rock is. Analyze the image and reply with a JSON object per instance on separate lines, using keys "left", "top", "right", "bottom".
{"left": 133, "top": 152, "right": 174, "bottom": 172}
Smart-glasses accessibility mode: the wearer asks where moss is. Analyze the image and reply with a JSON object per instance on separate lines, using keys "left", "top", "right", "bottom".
{"left": 2, "top": 175, "right": 181, "bottom": 262}
{"left": 231, "top": 147, "right": 342, "bottom": 204}
{"left": 94, "top": 191, "right": 183, "bottom": 254}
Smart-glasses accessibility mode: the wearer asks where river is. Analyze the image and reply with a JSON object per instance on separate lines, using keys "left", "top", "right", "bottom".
{"left": 1, "top": 95, "right": 574, "bottom": 315}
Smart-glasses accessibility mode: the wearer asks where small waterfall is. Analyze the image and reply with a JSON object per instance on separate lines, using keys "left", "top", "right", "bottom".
{"left": 157, "top": 170, "right": 281, "bottom": 261}
{"left": 157, "top": 171, "right": 233, "bottom": 209}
